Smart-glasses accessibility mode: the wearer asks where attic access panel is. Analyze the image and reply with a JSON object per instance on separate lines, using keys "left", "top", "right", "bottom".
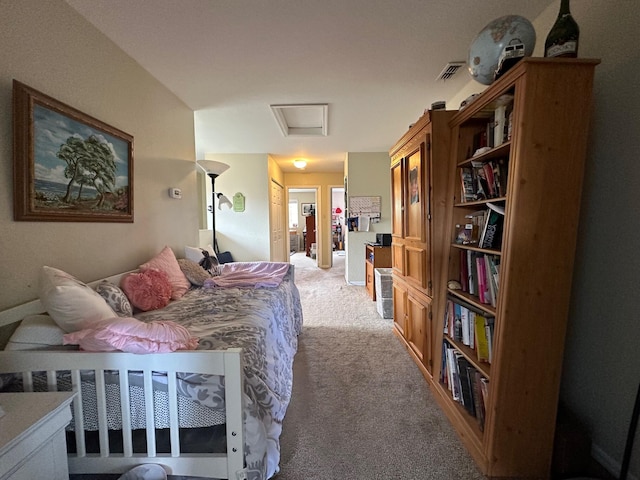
{"left": 270, "top": 104, "right": 328, "bottom": 136}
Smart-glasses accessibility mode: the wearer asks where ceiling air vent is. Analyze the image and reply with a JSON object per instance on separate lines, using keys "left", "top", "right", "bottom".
{"left": 270, "top": 104, "right": 328, "bottom": 137}
{"left": 436, "top": 62, "right": 465, "bottom": 81}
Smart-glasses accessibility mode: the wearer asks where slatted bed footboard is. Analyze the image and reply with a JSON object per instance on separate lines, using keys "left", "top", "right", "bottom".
{"left": 0, "top": 349, "right": 246, "bottom": 479}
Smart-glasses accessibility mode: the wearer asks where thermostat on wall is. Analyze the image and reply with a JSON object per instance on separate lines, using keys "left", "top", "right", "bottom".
{"left": 168, "top": 188, "right": 182, "bottom": 199}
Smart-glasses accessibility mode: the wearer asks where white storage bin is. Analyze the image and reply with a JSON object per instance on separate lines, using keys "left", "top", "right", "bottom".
{"left": 376, "top": 296, "right": 393, "bottom": 319}
{"left": 374, "top": 268, "right": 393, "bottom": 299}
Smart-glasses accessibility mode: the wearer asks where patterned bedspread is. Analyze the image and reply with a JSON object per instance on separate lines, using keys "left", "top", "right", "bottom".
{"left": 135, "top": 262, "right": 303, "bottom": 480}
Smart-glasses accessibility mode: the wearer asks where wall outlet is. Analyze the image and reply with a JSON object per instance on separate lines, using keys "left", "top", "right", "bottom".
{"left": 168, "top": 188, "right": 182, "bottom": 199}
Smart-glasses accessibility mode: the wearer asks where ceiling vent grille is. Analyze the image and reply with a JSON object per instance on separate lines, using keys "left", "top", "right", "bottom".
{"left": 437, "top": 62, "right": 465, "bottom": 81}
{"left": 270, "top": 104, "right": 328, "bottom": 137}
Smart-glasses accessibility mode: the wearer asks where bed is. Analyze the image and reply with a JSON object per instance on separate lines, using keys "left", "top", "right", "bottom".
{"left": 0, "top": 260, "right": 303, "bottom": 480}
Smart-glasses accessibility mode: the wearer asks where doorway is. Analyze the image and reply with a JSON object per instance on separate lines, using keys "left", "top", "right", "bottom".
{"left": 287, "top": 187, "right": 317, "bottom": 265}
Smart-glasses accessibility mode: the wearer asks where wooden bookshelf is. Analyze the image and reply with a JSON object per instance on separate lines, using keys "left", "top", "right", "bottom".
{"left": 433, "top": 58, "right": 600, "bottom": 478}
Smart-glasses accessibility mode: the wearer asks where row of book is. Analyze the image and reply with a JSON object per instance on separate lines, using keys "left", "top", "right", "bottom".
{"left": 441, "top": 341, "right": 489, "bottom": 431}
{"left": 454, "top": 204, "right": 505, "bottom": 250}
{"left": 458, "top": 251, "right": 500, "bottom": 307}
{"left": 443, "top": 297, "right": 495, "bottom": 363}
{"left": 470, "top": 97, "right": 514, "bottom": 154}
{"left": 459, "top": 157, "right": 509, "bottom": 203}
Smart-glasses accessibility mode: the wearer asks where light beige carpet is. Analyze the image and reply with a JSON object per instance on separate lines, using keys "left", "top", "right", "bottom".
{"left": 275, "top": 252, "right": 484, "bottom": 479}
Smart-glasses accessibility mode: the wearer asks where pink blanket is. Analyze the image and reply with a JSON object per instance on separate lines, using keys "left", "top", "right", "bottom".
{"left": 204, "top": 261, "right": 291, "bottom": 288}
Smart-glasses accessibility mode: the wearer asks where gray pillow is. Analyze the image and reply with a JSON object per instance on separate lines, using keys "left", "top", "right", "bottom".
{"left": 178, "top": 258, "right": 212, "bottom": 286}
{"left": 95, "top": 280, "right": 133, "bottom": 317}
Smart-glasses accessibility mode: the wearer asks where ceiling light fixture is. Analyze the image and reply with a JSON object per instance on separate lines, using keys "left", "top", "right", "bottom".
{"left": 293, "top": 159, "right": 307, "bottom": 169}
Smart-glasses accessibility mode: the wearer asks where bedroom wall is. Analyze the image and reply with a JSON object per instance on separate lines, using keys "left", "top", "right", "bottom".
{"left": 343, "top": 152, "right": 392, "bottom": 285}
{"left": 448, "top": 2, "right": 640, "bottom": 477}
{"left": 197, "top": 153, "right": 272, "bottom": 262}
{"left": 0, "top": 0, "right": 198, "bottom": 311}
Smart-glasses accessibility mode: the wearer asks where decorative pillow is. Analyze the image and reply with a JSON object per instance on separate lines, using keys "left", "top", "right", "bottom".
{"left": 184, "top": 244, "right": 219, "bottom": 274}
{"left": 120, "top": 269, "right": 172, "bottom": 312}
{"left": 184, "top": 244, "right": 218, "bottom": 264}
{"left": 95, "top": 281, "right": 133, "bottom": 317}
{"left": 139, "top": 246, "right": 190, "bottom": 300}
{"left": 63, "top": 317, "right": 199, "bottom": 354}
{"left": 4, "top": 314, "right": 71, "bottom": 351}
{"left": 39, "top": 266, "right": 117, "bottom": 332}
{"left": 177, "top": 258, "right": 211, "bottom": 286}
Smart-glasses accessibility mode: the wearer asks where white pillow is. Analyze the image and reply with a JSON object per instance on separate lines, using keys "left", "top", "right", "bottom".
{"left": 39, "top": 266, "right": 117, "bottom": 333}
{"left": 184, "top": 244, "right": 218, "bottom": 264}
{"left": 4, "top": 314, "right": 71, "bottom": 351}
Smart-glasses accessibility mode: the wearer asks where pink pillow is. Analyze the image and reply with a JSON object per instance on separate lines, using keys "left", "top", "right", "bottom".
{"left": 63, "top": 317, "right": 199, "bottom": 354}
{"left": 120, "top": 269, "right": 172, "bottom": 312}
{"left": 139, "top": 246, "right": 190, "bottom": 300}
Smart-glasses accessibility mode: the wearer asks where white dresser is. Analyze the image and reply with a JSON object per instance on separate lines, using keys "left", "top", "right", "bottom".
{"left": 0, "top": 392, "right": 76, "bottom": 480}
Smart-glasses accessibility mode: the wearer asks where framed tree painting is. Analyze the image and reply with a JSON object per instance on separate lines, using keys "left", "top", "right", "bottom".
{"left": 13, "top": 80, "right": 134, "bottom": 222}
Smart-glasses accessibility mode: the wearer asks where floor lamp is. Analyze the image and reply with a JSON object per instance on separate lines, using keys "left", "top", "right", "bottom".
{"left": 197, "top": 160, "right": 230, "bottom": 254}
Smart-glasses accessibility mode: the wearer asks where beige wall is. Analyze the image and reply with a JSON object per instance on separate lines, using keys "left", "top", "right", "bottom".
{"left": 198, "top": 154, "right": 272, "bottom": 262}
{"left": 343, "top": 152, "right": 392, "bottom": 284}
{"left": 0, "top": 0, "right": 197, "bottom": 310}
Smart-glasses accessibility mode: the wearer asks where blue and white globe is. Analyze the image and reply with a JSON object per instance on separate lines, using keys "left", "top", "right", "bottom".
{"left": 468, "top": 15, "right": 536, "bottom": 85}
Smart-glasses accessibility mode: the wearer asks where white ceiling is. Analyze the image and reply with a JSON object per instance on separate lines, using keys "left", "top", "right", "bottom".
{"left": 64, "top": 0, "right": 553, "bottom": 173}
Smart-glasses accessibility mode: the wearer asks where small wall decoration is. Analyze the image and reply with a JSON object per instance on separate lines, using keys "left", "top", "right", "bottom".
{"left": 13, "top": 80, "right": 134, "bottom": 222}
{"left": 233, "top": 192, "right": 245, "bottom": 212}
{"left": 301, "top": 203, "right": 315, "bottom": 216}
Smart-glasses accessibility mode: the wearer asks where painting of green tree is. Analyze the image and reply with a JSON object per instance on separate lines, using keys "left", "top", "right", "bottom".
{"left": 33, "top": 103, "right": 130, "bottom": 214}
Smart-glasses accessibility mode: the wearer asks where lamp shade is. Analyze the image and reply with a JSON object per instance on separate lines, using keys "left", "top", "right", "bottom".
{"left": 197, "top": 160, "right": 230, "bottom": 176}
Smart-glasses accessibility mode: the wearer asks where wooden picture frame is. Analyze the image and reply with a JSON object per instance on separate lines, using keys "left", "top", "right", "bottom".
{"left": 13, "top": 80, "right": 134, "bottom": 222}
{"left": 301, "top": 203, "right": 315, "bottom": 216}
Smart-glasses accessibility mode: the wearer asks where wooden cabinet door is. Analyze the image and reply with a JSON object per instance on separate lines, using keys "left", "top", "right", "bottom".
{"left": 365, "top": 260, "right": 375, "bottom": 300}
{"left": 407, "top": 291, "right": 432, "bottom": 375}
{"left": 391, "top": 160, "right": 404, "bottom": 238}
{"left": 392, "top": 279, "right": 407, "bottom": 337}
{"left": 405, "top": 147, "right": 426, "bottom": 242}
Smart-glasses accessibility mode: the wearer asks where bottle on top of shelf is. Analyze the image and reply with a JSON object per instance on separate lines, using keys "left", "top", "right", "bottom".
{"left": 544, "top": 0, "right": 580, "bottom": 58}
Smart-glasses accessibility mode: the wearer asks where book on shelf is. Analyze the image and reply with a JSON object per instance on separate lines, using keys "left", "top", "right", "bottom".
{"left": 467, "top": 250, "right": 477, "bottom": 295}
{"left": 480, "top": 377, "right": 490, "bottom": 415}
{"left": 468, "top": 309, "right": 475, "bottom": 350}
{"left": 485, "top": 317, "right": 495, "bottom": 364}
{"left": 471, "top": 161, "right": 490, "bottom": 200}
{"left": 478, "top": 207, "right": 505, "bottom": 250}
{"left": 476, "top": 255, "right": 488, "bottom": 304}
{"left": 460, "top": 167, "right": 475, "bottom": 202}
{"left": 485, "top": 255, "right": 500, "bottom": 307}
{"left": 445, "top": 346, "right": 462, "bottom": 402}
{"left": 456, "top": 355, "right": 476, "bottom": 416}
{"left": 458, "top": 158, "right": 509, "bottom": 203}
{"left": 460, "top": 249, "right": 469, "bottom": 292}
{"left": 453, "top": 302, "right": 462, "bottom": 342}
{"left": 472, "top": 370, "right": 486, "bottom": 431}
{"left": 460, "top": 305, "right": 470, "bottom": 346}
{"left": 474, "top": 313, "right": 490, "bottom": 363}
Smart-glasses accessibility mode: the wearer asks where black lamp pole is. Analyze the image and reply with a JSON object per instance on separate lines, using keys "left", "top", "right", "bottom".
{"left": 207, "top": 173, "right": 220, "bottom": 254}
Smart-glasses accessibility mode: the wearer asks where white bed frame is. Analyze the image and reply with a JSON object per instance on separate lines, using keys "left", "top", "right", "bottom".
{"left": 0, "top": 271, "right": 247, "bottom": 480}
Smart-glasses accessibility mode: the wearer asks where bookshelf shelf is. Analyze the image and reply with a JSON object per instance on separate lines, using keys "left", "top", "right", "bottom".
{"left": 434, "top": 58, "right": 599, "bottom": 478}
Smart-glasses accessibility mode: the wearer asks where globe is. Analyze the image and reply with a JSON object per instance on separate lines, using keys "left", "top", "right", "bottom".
{"left": 468, "top": 15, "right": 536, "bottom": 85}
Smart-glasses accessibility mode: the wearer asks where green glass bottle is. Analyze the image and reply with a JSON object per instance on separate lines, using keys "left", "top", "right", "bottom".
{"left": 544, "top": 0, "right": 579, "bottom": 58}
